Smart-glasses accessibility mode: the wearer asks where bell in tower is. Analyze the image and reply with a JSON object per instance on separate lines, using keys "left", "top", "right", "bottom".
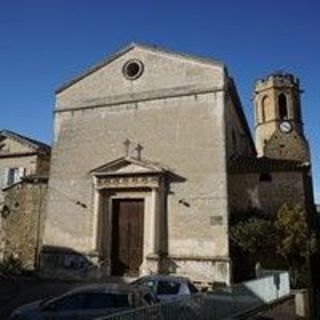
{"left": 253, "top": 72, "right": 310, "bottom": 162}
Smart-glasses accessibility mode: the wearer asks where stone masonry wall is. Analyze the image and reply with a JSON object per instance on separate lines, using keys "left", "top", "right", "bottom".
{"left": 2, "top": 181, "right": 47, "bottom": 270}
{"left": 46, "top": 92, "right": 229, "bottom": 256}
{"left": 228, "top": 170, "right": 306, "bottom": 216}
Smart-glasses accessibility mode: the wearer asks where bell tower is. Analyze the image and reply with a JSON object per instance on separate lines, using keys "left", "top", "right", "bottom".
{"left": 253, "top": 72, "right": 310, "bottom": 162}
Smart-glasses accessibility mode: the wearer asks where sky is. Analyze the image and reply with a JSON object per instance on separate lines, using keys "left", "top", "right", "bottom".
{"left": 0, "top": 0, "right": 319, "bottom": 202}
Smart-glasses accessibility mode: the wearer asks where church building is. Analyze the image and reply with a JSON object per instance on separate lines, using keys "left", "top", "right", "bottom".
{"left": 41, "top": 43, "right": 314, "bottom": 284}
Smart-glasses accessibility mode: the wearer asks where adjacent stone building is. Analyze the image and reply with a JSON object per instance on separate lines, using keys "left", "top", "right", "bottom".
{"left": 0, "top": 130, "right": 50, "bottom": 268}
{"left": 229, "top": 73, "right": 313, "bottom": 217}
{"left": 0, "top": 130, "right": 50, "bottom": 197}
{"left": 2, "top": 176, "right": 48, "bottom": 270}
{"left": 41, "top": 43, "right": 315, "bottom": 284}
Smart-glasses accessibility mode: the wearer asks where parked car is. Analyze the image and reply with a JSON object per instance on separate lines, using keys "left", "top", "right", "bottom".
{"left": 131, "top": 275, "right": 198, "bottom": 302}
{"left": 10, "top": 283, "right": 159, "bottom": 320}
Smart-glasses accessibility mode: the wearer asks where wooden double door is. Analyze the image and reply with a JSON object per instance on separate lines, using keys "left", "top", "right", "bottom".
{"left": 111, "top": 199, "right": 144, "bottom": 276}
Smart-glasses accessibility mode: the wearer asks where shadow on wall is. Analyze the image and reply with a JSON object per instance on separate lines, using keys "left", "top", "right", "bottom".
{"left": 39, "top": 245, "right": 104, "bottom": 281}
{"left": 159, "top": 256, "right": 178, "bottom": 274}
{"left": 160, "top": 172, "right": 188, "bottom": 262}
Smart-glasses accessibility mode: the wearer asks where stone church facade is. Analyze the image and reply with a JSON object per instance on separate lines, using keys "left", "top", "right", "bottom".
{"left": 41, "top": 43, "right": 314, "bottom": 284}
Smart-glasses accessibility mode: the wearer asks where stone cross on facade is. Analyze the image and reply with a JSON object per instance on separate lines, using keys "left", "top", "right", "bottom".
{"left": 135, "top": 144, "right": 143, "bottom": 160}
{"left": 123, "top": 139, "right": 143, "bottom": 159}
{"left": 123, "top": 139, "right": 131, "bottom": 157}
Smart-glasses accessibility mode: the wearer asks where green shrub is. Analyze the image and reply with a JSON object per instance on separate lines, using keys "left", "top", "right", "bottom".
{"left": 0, "top": 254, "right": 22, "bottom": 276}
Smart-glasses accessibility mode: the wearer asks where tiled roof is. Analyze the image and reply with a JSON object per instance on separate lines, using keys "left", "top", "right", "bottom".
{"left": 228, "top": 155, "right": 309, "bottom": 174}
{"left": 0, "top": 130, "right": 51, "bottom": 154}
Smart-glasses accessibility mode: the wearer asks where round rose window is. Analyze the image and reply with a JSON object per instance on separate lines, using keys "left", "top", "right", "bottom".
{"left": 122, "top": 60, "right": 144, "bottom": 80}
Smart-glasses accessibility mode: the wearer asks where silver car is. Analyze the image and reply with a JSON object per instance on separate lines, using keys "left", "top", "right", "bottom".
{"left": 131, "top": 275, "right": 198, "bottom": 302}
{"left": 10, "top": 283, "right": 158, "bottom": 320}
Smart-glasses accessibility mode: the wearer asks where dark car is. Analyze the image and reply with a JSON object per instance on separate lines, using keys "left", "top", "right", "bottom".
{"left": 10, "top": 283, "right": 158, "bottom": 320}
{"left": 131, "top": 275, "right": 198, "bottom": 302}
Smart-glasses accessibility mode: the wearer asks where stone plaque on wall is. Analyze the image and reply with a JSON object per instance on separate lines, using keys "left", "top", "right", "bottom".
{"left": 210, "top": 215, "right": 223, "bottom": 226}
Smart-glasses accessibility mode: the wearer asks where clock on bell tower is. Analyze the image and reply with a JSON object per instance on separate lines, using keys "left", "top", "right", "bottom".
{"left": 253, "top": 72, "right": 310, "bottom": 162}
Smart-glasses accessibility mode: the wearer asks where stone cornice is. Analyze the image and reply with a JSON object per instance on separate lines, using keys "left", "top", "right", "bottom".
{"left": 54, "top": 85, "right": 224, "bottom": 114}
{"left": 166, "top": 255, "right": 231, "bottom": 262}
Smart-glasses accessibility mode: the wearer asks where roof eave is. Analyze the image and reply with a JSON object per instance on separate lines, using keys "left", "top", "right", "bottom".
{"left": 0, "top": 129, "right": 51, "bottom": 153}
{"left": 55, "top": 43, "right": 137, "bottom": 94}
{"left": 226, "top": 77, "right": 257, "bottom": 155}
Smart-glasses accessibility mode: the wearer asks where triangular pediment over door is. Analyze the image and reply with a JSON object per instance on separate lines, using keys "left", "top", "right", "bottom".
{"left": 91, "top": 157, "right": 168, "bottom": 190}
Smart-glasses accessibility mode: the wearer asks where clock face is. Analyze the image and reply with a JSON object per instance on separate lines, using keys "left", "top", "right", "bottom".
{"left": 279, "top": 121, "right": 293, "bottom": 133}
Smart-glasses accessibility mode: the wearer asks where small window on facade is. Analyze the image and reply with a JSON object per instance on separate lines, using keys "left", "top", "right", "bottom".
{"left": 278, "top": 93, "right": 288, "bottom": 119}
{"left": 122, "top": 60, "right": 144, "bottom": 80}
{"left": 7, "top": 168, "right": 18, "bottom": 185}
{"left": 6, "top": 167, "right": 25, "bottom": 186}
{"left": 259, "top": 173, "right": 272, "bottom": 182}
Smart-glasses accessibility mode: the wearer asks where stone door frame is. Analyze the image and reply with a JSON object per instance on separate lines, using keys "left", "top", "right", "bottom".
{"left": 92, "top": 173, "right": 165, "bottom": 275}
